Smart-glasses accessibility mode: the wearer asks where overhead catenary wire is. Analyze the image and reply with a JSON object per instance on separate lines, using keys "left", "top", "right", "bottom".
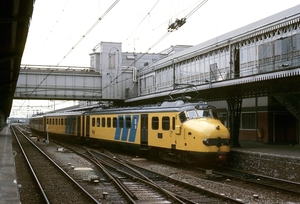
{"left": 29, "top": 0, "right": 70, "bottom": 64}
{"left": 17, "top": 0, "right": 120, "bottom": 111}
{"left": 100, "top": 0, "right": 209, "bottom": 94}
{"left": 57, "top": 0, "right": 120, "bottom": 66}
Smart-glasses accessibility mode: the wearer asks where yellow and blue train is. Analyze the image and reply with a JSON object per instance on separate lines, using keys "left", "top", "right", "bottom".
{"left": 29, "top": 99, "right": 230, "bottom": 163}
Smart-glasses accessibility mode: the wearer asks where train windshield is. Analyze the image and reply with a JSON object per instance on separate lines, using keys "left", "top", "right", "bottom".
{"left": 180, "top": 108, "right": 218, "bottom": 122}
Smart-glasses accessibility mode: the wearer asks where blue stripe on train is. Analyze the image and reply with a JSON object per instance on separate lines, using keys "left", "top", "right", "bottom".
{"left": 121, "top": 115, "right": 130, "bottom": 141}
{"left": 114, "top": 115, "right": 123, "bottom": 140}
{"left": 128, "top": 115, "right": 139, "bottom": 142}
{"left": 114, "top": 115, "right": 139, "bottom": 142}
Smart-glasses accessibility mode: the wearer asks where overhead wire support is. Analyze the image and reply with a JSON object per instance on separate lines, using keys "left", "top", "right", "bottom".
{"left": 167, "top": 0, "right": 208, "bottom": 32}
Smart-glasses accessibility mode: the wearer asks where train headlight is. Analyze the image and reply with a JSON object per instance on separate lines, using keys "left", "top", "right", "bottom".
{"left": 203, "top": 138, "right": 211, "bottom": 146}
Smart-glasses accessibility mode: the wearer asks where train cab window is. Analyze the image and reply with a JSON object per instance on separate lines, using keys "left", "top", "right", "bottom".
{"left": 92, "top": 118, "right": 95, "bottom": 127}
{"left": 179, "top": 112, "right": 187, "bottom": 123}
{"left": 162, "top": 116, "right": 170, "bottom": 130}
{"left": 197, "top": 110, "right": 212, "bottom": 118}
{"left": 186, "top": 110, "right": 198, "bottom": 119}
{"left": 113, "top": 117, "right": 117, "bottom": 128}
{"left": 107, "top": 118, "right": 111, "bottom": 127}
{"left": 96, "top": 118, "right": 100, "bottom": 127}
{"left": 102, "top": 118, "right": 106, "bottom": 127}
{"left": 119, "top": 117, "right": 124, "bottom": 128}
{"left": 152, "top": 117, "right": 159, "bottom": 130}
{"left": 126, "top": 117, "right": 131, "bottom": 128}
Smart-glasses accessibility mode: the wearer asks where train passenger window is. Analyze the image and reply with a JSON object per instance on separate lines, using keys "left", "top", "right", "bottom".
{"left": 55, "top": 119, "right": 58, "bottom": 125}
{"left": 162, "top": 116, "right": 170, "bottom": 130}
{"left": 119, "top": 117, "right": 124, "bottom": 128}
{"left": 96, "top": 118, "right": 100, "bottom": 127}
{"left": 179, "top": 112, "right": 187, "bottom": 123}
{"left": 47, "top": 119, "right": 49, "bottom": 124}
{"left": 113, "top": 117, "right": 117, "bottom": 128}
{"left": 102, "top": 118, "right": 106, "bottom": 127}
{"left": 52, "top": 119, "right": 54, "bottom": 125}
{"left": 126, "top": 117, "right": 131, "bottom": 128}
{"left": 92, "top": 118, "right": 95, "bottom": 127}
{"left": 61, "top": 118, "right": 63, "bottom": 125}
{"left": 152, "top": 117, "right": 159, "bottom": 130}
{"left": 107, "top": 118, "right": 111, "bottom": 127}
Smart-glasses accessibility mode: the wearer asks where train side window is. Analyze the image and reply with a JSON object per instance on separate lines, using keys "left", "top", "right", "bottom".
{"left": 152, "top": 117, "right": 159, "bottom": 130}
{"left": 47, "top": 119, "right": 49, "bottom": 124}
{"left": 102, "top": 118, "right": 106, "bottom": 127}
{"left": 49, "top": 119, "right": 51, "bottom": 125}
{"left": 107, "top": 118, "right": 111, "bottom": 127}
{"left": 65, "top": 118, "right": 67, "bottom": 125}
{"left": 92, "top": 118, "right": 95, "bottom": 127}
{"left": 96, "top": 118, "right": 100, "bottom": 127}
{"left": 61, "top": 118, "right": 63, "bottom": 125}
{"left": 119, "top": 117, "right": 124, "bottom": 128}
{"left": 113, "top": 117, "right": 117, "bottom": 128}
{"left": 172, "top": 117, "right": 175, "bottom": 130}
{"left": 52, "top": 119, "right": 54, "bottom": 125}
{"left": 55, "top": 118, "right": 58, "bottom": 125}
{"left": 126, "top": 117, "right": 131, "bottom": 128}
{"left": 162, "top": 116, "right": 170, "bottom": 130}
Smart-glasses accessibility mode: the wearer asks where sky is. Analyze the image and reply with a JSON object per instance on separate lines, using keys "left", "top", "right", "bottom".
{"left": 12, "top": 0, "right": 300, "bottom": 118}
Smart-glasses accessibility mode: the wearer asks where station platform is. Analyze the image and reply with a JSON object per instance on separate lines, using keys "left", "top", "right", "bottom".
{"left": 229, "top": 141, "right": 300, "bottom": 182}
{"left": 0, "top": 125, "right": 20, "bottom": 204}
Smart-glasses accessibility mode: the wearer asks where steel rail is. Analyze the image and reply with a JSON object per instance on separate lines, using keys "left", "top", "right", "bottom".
{"left": 12, "top": 125, "right": 100, "bottom": 204}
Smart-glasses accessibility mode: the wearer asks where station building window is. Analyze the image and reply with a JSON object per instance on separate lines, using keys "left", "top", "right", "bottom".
{"left": 92, "top": 118, "right": 95, "bottom": 127}
{"left": 152, "top": 117, "right": 159, "bottom": 130}
{"left": 241, "top": 113, "right": 255, "bottom": 129}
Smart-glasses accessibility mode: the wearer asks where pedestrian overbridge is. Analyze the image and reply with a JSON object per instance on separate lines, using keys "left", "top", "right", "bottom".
{"left": 15, "top": 65, "right": 104, "bottom": 101}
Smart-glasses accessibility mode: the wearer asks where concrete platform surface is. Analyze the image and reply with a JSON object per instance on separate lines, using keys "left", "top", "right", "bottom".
{"left": 229, "top": 141, "right": 300, "bottom": 182}
{"left": 0, "top": 125, "right": 20, "bottom": 204}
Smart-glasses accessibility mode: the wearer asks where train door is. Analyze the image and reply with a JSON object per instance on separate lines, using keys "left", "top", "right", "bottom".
{"left": 86, "top": 116, "right": 90, "bottom": 139}
{"left": 140, "top": 114, "right": 148, "bottom": 146}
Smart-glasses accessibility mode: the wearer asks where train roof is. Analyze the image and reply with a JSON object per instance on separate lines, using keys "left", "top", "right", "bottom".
{"left": 30, "top": 111, "right": 84, "bottom": 119}
{"left": 85, "top": 99, "right": 213, "bottom": 115}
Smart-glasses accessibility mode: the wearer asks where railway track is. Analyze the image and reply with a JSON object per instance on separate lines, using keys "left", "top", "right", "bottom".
{"left": 55, "top": 139, "right": 243, "bottom": 204}
{"left": 203, "top": 166, "right": 300, "bottom": 195}
{"left": 11, "top": 125, "right": 100, "bottom": 203}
